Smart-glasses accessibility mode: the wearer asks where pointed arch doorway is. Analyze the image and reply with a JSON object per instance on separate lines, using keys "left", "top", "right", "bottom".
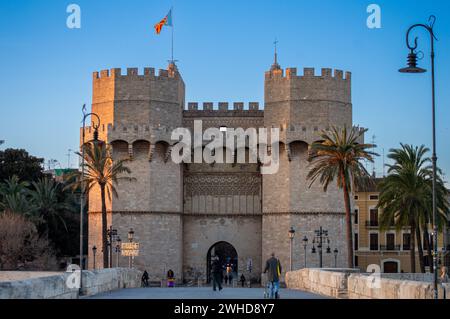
{"left": 206, "top": 241, "right": 238, "bottom": 283}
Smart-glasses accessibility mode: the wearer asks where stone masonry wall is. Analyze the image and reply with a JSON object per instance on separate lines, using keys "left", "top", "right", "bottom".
{"left": 85, "top": 63, "right": 358, "bottom": 282}
{"left": 347, "top": 273, "right": 449, "bottom": 299}
{"left": 286, "top": 268, "right": 359, "bottom": 298}
{"left": 262, "top": 213, "right": 349, "bottom": 280}
{"left": 0, "top": 268, "right": 142, "bottom": 299}
{"left": 286, "top": 268, "right": 450, "bottom": 299}
{"left": 111, "top": 212, "right": 183, "bottom": 283}
{"left": 183, "top": 215, "right": 262, "bottom": 282}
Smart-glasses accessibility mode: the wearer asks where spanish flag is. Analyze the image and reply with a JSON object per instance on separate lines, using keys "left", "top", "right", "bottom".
{"left": 154, "top": 9, "right": 172, "bottom": 35}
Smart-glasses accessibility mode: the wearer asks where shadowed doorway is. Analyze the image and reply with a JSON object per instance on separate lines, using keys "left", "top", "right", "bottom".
{"left": 383, "top": 261, "right": 399, "bottom": 273}
{"left": 206, "top": 241, "right": 238, "bottom": 284}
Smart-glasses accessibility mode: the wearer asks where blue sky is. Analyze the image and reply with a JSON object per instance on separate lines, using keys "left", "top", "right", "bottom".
{"left": 0, "top": 0, "right": 449, "bottom": 180}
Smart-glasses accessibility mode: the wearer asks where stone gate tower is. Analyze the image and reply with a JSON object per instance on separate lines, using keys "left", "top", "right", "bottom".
{"left": 86, "top": 63, "right": 185, "bottom": 277}
{"left": 262, "top": 59, "right": 353, "bottom": 270}
{"left": 83, "top": 58, "right": 359, "bottom": 282}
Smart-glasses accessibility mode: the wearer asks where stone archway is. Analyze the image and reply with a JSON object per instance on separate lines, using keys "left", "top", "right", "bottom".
{"left": 206, "top": 241, "right": 238, "bottom": 283}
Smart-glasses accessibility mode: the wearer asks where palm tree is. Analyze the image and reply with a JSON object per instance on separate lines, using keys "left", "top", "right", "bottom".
{"left": 415, "top": 165, "right": 448, "bottom": 273}
{"left": 69, "top": 142, "right": 132, "bottom": 268}
{"left": 307, "top": 126, "right": 377, "bottom": 268}
{"left": 378, "top": 144, "right": 448, "bottom": 273}
{"left": 0, "top": 176, "right": 36, "bottom": 219}
{"left": 0, "top": 175, "right": 29, "bottom": 197}
{"left": 29, "top": 178, "right": 74, "bottom": 238}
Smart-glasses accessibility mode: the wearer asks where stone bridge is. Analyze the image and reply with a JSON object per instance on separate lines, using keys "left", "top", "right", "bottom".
{"left": 0, "top": 268, "right": 323, "bottom": 299}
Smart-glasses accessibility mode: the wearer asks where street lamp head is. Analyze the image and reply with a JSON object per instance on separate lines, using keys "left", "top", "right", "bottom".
{"left": 288, "top": 226, "right": 296, "bottom": 239}
{"left": 333, "top": 248, "right": 338, "bottom": 256}
{"left": 128, "top": 228, "right": 135, "bottom": 242}
{"left": 311, "top": 246, "right": 316, "bottom": 254}
{"left": 92, "top": 245, "right": 97, "bottom": 254}
{"left": 302, "top": 236, "right": 308, "bottom": 243}
{"left": 326, "top": 247, "right": 331, "bottom": 254}
{"left": 399, "top": 50, "right": 427, "bottom": 73}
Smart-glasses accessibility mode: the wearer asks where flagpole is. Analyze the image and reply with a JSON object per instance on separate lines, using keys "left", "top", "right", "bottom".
{"left": 171, "top": 6, "right": 174, "bottom": 63}
{"left": 171, "top": 22, "right": 174, "bottom": 62}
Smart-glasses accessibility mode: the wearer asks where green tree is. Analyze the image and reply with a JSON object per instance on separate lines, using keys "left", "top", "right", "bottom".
{"left": 378, "top": 144, "right": 448, "bottom": 273}
{"left": 307, "top": 126, "right": 377, "bottom": 268}
{"left": 0, "top": 149, "right": 44, "bottom": 182}
{"left": 0, "top": 175, "right": 36, "bottom": 219}
{"left": 29, "top": 178, "right": 74, "bottom": 237}
{"left": 69, "top": 142, "right": 132, "bottom": 268}
{"left": 0, "top": 175, "right": 80, "bottom": 259}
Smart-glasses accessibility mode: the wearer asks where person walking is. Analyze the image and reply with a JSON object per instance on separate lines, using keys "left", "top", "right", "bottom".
{"left": 211, "top": 256, "right": 223, "bottom": 291}
{"left": 440, "top": 266, "right": 449, "bottom": 299}
{"left": 263, "top": 252, "right": 282, "bottom": 299}
{"left": 167, "top": 269, "right": 175, "bottom": 288}
{"left": 240, "top": 274, "right": 246, "bottom": 288}
{"left": 141, "top": 270, "right": 149, "bottom": 288}
{"left": 226, "top": 263, "right": 233, "bottom": 285}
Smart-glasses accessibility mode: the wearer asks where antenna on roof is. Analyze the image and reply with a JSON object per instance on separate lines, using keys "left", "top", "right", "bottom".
{"left": 270, "top": 38, "right": 281, "bottom": 71}
{"left": 371, "top": 135, "right": 376, "bottom": 177}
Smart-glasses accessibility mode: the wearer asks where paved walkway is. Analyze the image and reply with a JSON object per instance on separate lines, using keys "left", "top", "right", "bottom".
{"left": 87, "top": 287, "right": 326, "bottom": 299}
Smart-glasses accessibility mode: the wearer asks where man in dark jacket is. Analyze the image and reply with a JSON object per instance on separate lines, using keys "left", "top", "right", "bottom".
{"left": 141, "top": 270, "right": 149, "bottom": 287}
{"left": 263, "top": 253, "right": 281, "bottom": 299}
{"left": 211, "top": 256, "right": 223, "bottom": 291}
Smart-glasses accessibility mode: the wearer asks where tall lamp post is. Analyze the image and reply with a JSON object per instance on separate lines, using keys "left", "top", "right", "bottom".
{"left": 116, "top": 236, "right": 122, "bottom": 268}
{"left": 398, "top": 15, "right": 439, "bottom": 299}
{"left": 107, "top": 226, "right": 118, "bottom": 268}
{"left": 288, "top": 227, "right": 296, "bottom": 271}
{"left": 302, "top": 236, "right": 308, "bottom": 268}
{"left": 128, "top": 228, "right": 135, "bottom": 268}
{"left": 92, "top": 246, "right": 97, "bottom": 270}
{"left": 333, "top": 248, "right": 339, "bottom": 268}
{"left": 311, "top": 226, "right": 331, "bottom": 268}
{"left": 80, "top": 106, "right": 101, "bottom": 294}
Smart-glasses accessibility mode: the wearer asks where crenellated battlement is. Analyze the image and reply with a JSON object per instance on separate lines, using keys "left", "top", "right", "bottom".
{"left": 81, "top": 123, "right": 364, "bottom": 147}
{"left": 276, "top": 124, "right": 364, "bottom": 145}
{"left": 265, "top": 67, "right": 351, "bottom": 81}
{"left": 93, "top": 67, "right": 178, "bottom": 81}
{"left": 185, "top": 102, "right": 261, "bottom": 111}
{"left": 81, "top": 124, "right": 175, "bottom": 146}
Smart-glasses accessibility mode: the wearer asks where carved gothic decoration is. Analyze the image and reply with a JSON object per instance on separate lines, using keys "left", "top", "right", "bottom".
{"left": 184, "top": 174, "right": 260, "bottom": 196}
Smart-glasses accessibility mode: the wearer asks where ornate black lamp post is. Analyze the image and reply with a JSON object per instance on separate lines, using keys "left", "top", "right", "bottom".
{"left": 311, "top": 227, "right": 331, "bottom": 268}
{"left": 92, "top": 246, "right": 97, "bottom": 270}
{"left": 333, "top": 248, "right": 339, "bottom": 268}
{"left": 288, "top": 227, "right": 295, "bottom": 271}
{"left": 302, "top": 236, "right": 308, "bottom": 268}
{"left": 107, "top": 226, "right": 118, "bottom": 268}
{"left": 115, "top": 236, "right": 122, "bottom": 268}
{"left": 399, "top": 15, "right": 439, "bottom": 299}
{"left": 128, "top": 228, "right": 135, "bottom": 268}
{"left": 80, "top": 106, "right": 101, "bottom": 293}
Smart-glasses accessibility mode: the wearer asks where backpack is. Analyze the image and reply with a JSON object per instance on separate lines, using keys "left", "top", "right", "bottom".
{"left": 276, "top": 259, "right": 281, "bottom": 277}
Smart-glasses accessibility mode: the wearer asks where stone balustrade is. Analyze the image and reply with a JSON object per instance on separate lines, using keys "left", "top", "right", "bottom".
{"left": 347, "top": 273, "right": 449, "bottom": 299}
{"left": 285, "top": 268, "right": 449, "bottom": 299}
{"left": 0, "top": 268, "right": 142, "bottom": 299}
{"left": 285, "top": 268, "right": 359, "bottom": 298}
